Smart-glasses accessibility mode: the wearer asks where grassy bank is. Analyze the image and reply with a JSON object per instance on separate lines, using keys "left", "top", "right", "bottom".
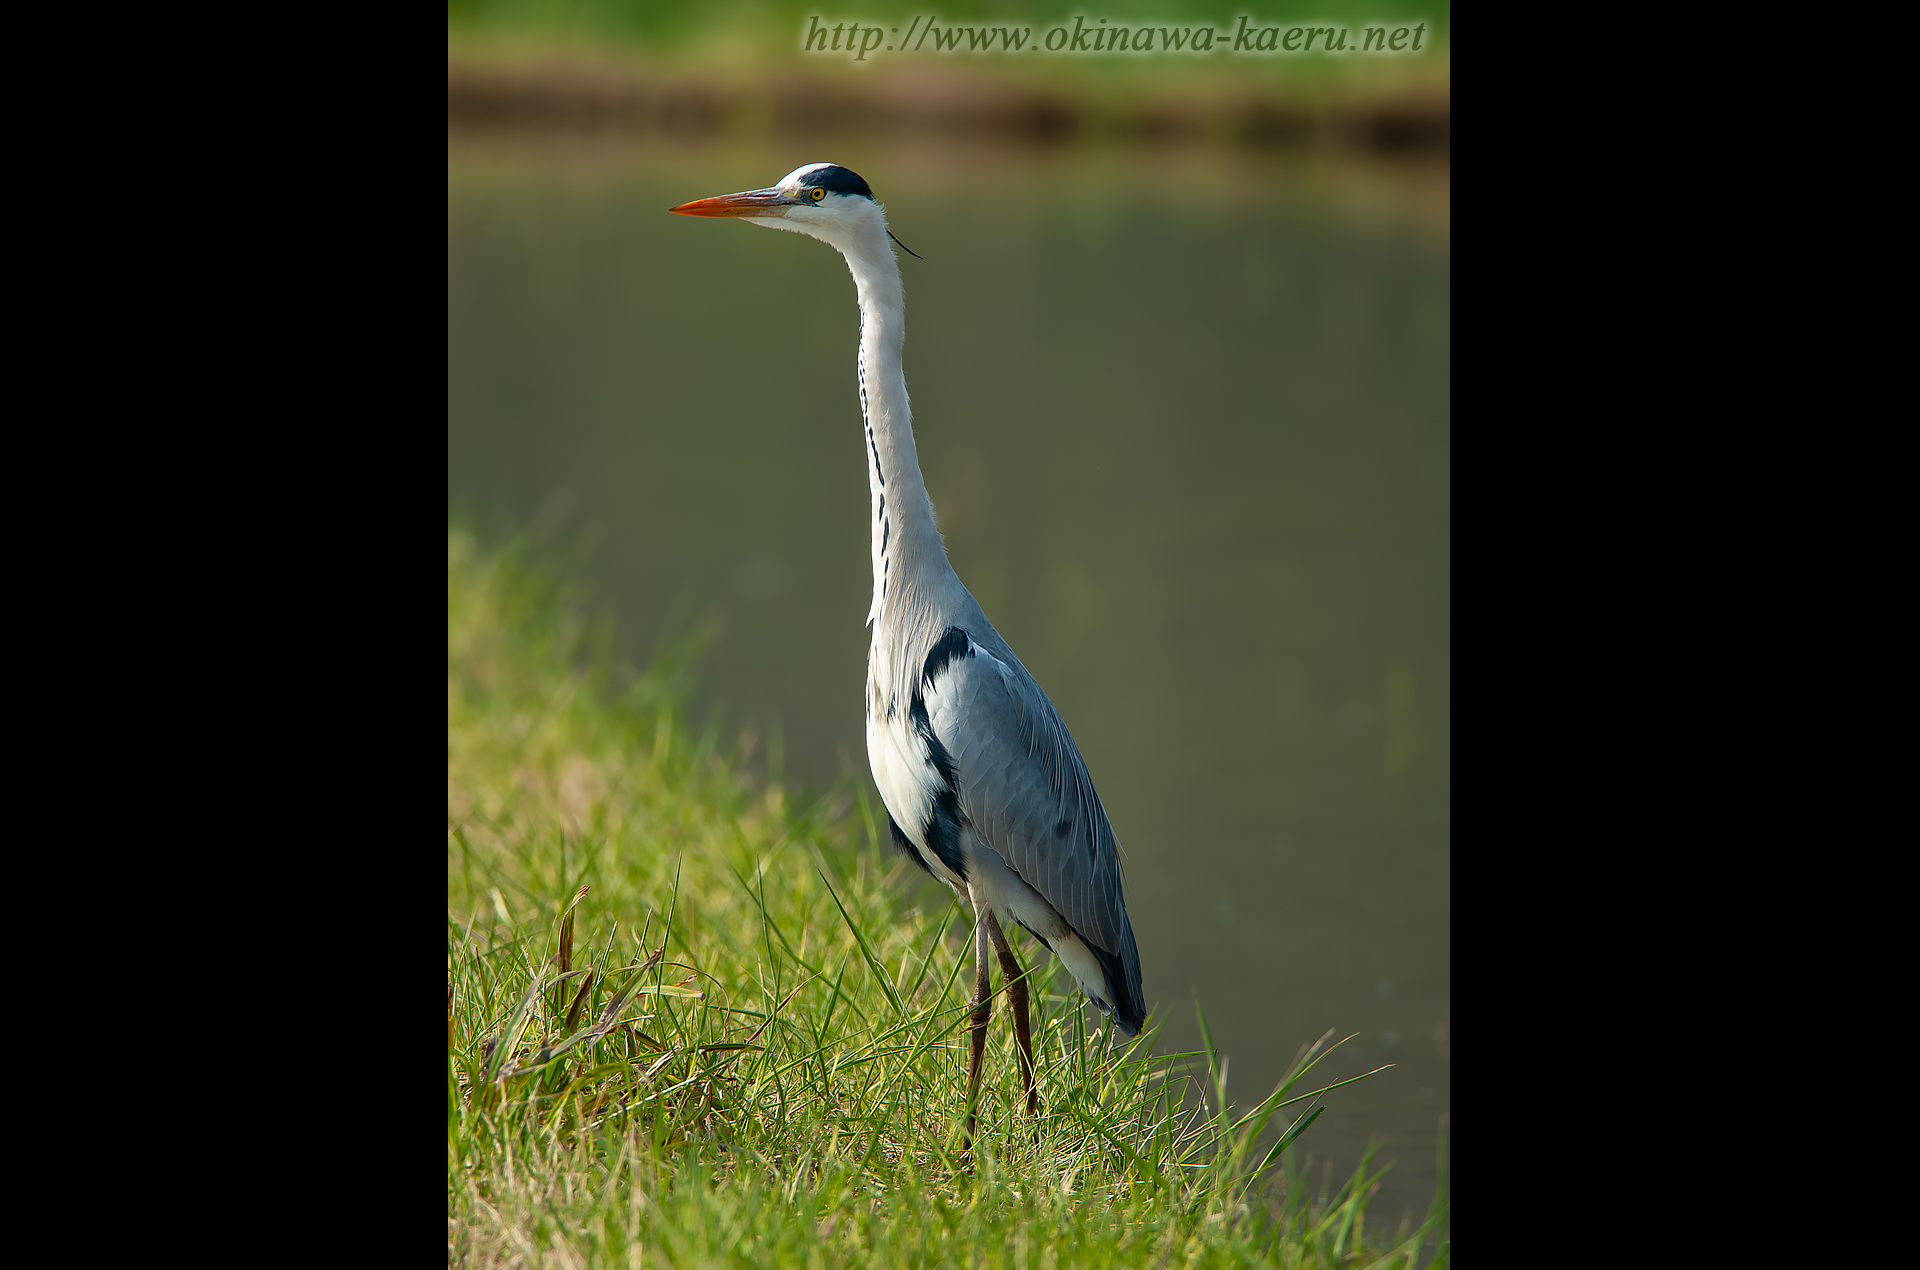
{"left": 446, "top": 531, "right": 1448, "bottom": 1267}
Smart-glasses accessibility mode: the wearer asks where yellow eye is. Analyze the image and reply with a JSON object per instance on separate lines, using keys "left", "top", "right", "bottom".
{"left": 810, "top": 188, "right": 826, "bottom": 202}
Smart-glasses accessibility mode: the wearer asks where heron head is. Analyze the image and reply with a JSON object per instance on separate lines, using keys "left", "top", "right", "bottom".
{"left": 669, "top": 163, "right": 886, "bottom": 252}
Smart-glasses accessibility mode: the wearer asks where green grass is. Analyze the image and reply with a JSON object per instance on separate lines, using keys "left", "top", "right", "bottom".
{"left": 447, "top": 529, "right": 1448, "bottom": 1267}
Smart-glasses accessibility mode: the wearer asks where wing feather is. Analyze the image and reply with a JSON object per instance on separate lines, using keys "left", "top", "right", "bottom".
{"left": 921, "top": 633, "right": 1143, "bottom": 1020}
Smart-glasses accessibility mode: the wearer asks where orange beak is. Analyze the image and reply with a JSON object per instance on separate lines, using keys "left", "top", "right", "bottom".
{"left": 668, "top": 189, "right": 795, "bottom": 218}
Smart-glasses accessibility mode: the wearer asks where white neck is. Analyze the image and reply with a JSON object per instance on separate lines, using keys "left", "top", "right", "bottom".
{"left": 845, "top": 225, "right": 948, "bottom": 628}
{"left": 753, "top": 199, "right": 949, "bottom": 627}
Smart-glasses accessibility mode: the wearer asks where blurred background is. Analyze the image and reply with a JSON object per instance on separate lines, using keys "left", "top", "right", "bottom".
{"left": 450, "top": 0, "right": 1448, "bottom": 1229}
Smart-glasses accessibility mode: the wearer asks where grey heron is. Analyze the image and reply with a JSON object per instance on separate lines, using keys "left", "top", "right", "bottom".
{"left": 672, "top": 164, "right": 1145, "bottom": 1139}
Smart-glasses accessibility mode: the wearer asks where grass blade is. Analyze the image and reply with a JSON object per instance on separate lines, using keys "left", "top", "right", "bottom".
{"left": 815, "top": 863, "right": 904, "bottom": 1017}
{"left": 484, "top": 967, "right": 550, "bottom": 1085}
{"left": 563, "top": 968, "right": 595, "bottom": 1031}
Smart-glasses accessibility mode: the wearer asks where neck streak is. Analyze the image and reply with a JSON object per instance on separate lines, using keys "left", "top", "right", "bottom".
{"left": 837, "top": 221, "right": 947, "bottom": 628}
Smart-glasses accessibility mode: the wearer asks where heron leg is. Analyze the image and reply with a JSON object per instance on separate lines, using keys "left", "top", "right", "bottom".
{"left": 983, "top": 910, "right": 1039, "bottom": 1117}
{"left": 964, "top": 899, "right": 993, "bottom": 1149}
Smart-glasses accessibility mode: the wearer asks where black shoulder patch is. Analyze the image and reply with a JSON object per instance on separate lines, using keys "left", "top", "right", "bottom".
{"left": 908, "top": 690, "right": 968, "bottom": 881}
{"left": 805, "top": 165, "right": 875, "bottom": 200}
{"left": 887, "top": 810, "right": 935, "bottom": 879}
{"left": 922, "top": 627, "right": 974, "bottom": 685}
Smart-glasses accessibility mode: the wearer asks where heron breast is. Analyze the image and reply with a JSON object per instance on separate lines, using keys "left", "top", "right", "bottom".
{"left": 866, "top": 703, "right": 964, "bottom": 890}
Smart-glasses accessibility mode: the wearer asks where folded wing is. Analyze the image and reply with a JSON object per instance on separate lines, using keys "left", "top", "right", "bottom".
{"left": 919, "top": 628, "right": 1144, "bottom": 1027}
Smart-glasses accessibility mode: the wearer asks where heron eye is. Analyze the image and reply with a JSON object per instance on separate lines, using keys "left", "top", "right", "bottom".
{"left": 810, "top": 188, "right": 826, "bottom": 202}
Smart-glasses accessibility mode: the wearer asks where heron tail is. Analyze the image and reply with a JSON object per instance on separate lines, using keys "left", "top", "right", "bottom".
{"left": 1088, "top": 925, "right": 1145, "bottom": 1037}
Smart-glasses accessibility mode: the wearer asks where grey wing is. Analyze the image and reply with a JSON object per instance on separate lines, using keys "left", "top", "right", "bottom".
{"left": 922, "top": 635, "right": 1142, "bottom": 1012}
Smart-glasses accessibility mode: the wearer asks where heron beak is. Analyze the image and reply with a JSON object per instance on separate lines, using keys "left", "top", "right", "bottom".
{"left": 668, "top": 188, "right": 794, "bottom": 218}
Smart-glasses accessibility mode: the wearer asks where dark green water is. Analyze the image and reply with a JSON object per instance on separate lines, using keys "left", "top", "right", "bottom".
{"left": 449, "top": 135, "right": 1449, "bottom": 1225}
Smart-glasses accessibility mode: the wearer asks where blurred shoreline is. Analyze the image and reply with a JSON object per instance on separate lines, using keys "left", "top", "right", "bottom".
{"left": 447, "top": 50, "right": 1448, "bottom": 154}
